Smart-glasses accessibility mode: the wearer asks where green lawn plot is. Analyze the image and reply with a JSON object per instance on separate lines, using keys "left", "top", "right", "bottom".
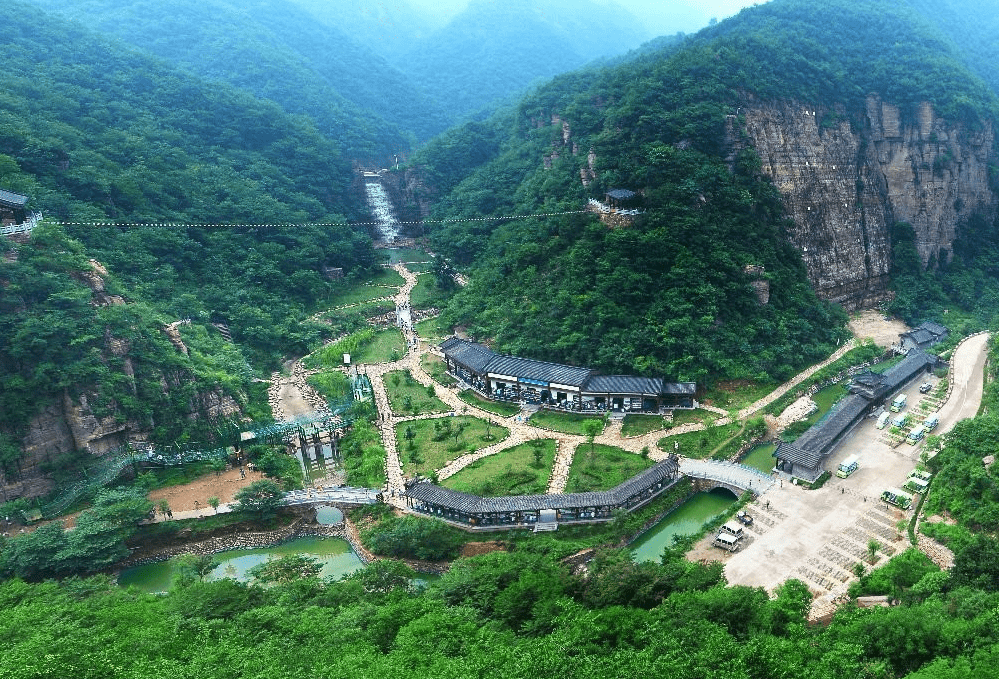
{"left": 307, "top": 370, "right": 351, "bottom": 402}
{"left": 668, "top": 408, "right": 720, "bottom": 428}
{"left": 621, "top": 414, "right": 670, "bottom": 437}
{"left": 421, "top": 353, "right": 457, "bottom": 387}
{"left": 352, "top": 328, "right": 407, "bottom": 364}
{"left": 304, "top": 329, "right": 377, "bottom": 369}
{"left": 368, "top": 267, "right": 407, "bottom": 287}
{"left": 396, "top": 416, "right": 510, "bottom": 478}
{"left": 457, "top": 389, "right": 521, "bottom": 417}
{"left": 405, "top": 261, "right": 433, "bottom": 273}
{"left": 328, "top": 284, "right": 397, "bottom": 307}
{"left": 415, "top": 316, "right": 450, "bottom": 342}
{"left": 409, "top": 274, "right": 452, "bottom": 310}
{"left": 658, "top": 422, "right": 743, "bottom": 460}
{"left": 384, "top": 369, "right": 449, "bottom": 416}
{"left": 528, "top": 410, "right": 605, "bottom": 436}
{"left": 442, "top": 439, "right": 557, "bottom": 496}
{"left": 700, "top": 381, "right": 775, "bottom": 412}
{"left": 381, "top": 247, "right": 429, "bottom": 264}
{"left": 564, "top": 443, "right": 656, "bottom": 493}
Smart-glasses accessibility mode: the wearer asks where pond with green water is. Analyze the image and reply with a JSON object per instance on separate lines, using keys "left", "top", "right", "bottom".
{"left": 118, "top": 537, "right": 363, "bottom": 593}
{"left": 630, "top": 490, "right": 738, "bottom": 563}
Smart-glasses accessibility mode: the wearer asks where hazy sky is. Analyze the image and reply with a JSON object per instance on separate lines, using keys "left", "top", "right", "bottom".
{"left": 406, "top": 0, "right": 769, "bottom": 35}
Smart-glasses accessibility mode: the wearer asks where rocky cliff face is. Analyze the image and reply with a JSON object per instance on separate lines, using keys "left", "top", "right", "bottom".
{"left": 733, "top": 95, "right": 997, "bottom": 309}
{"left": 1, "top": 259, "right": 243, "bottom": 503}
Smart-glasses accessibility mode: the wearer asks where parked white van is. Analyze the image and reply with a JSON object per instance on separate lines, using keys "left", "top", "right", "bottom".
{"left": 923, "top": 415, "right": 939, "bottom": 431}
{"left": 720, "top": 521, "right": 745, "bottom": 539}
{"left": 713, "top": 531, "right": 740, "bottom": 552}
{"left": 907, "top": 425, "right": 926, "bottom": 443}
{"left": 875, "top": 412, "right": 890, "bottom": 430}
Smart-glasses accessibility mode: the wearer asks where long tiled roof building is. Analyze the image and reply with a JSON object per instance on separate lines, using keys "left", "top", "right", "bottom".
{"left": 439, "top": 337, "right": 695, "bottom": 411}
{"left": 405, "top": 456, "right": 681, "bottom": 529}
{"left": 774, "top": 349, "right": 939, "bottom": 482}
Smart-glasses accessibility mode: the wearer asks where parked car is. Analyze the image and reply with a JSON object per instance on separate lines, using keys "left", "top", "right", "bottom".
{"left": 736, "top": 510, "right": 753, "bottom": 526}
{"left": 919, "top": 382, "right": 933, "bottom": 394}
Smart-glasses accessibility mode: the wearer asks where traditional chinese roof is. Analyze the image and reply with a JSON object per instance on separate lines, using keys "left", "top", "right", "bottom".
{"left": 606, "top": 189, "right": 636, "bottom": 200}
{"left": 900, "top": 322, "right": 949, "bottom": 348}
{"left": 407, "top": 457, "right": 680, "bottom": 513}
{"left": 0, "top": 189, "right": 28, "bottom": 209}
{"left": 440, "top": 336, "right": 496, "bottom": 373}
{"left": 484, "top": 354, "right": 593, "bottom": 388}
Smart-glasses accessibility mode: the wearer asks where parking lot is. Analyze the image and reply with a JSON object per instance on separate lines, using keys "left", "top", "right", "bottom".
{"left": 720, "top": 333, "right": 989, "bottom": 608}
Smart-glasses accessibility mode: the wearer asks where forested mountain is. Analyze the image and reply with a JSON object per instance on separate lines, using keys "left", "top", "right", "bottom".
{"left": 1, "top": 2, "right": 380, "bottom": 463}
{"left": 289, "top": 0, "right": 437, "bottom": 65}
{"left": 404, "top": 0, "right": 999, "bottom": 384}
{"left": 25, "top": 0, "right": 450, "bottom": 150}
{"left": 385, "top": 0, "right": 653, "bottom": 120}
{"left": 904, "top": 0, "right": 999, "bottom": 98}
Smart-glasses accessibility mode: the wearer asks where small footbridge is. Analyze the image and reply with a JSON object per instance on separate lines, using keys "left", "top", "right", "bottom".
{"left": 283, "top": 486, "right": 380, "bottom": 506}
{"left": 679, "top": 458, "right": 775, "bottom": 496}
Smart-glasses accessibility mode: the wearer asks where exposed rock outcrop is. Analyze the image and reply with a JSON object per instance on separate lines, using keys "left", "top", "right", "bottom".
{"left": 735, "top": 95, "right": 996, "bottom": 309}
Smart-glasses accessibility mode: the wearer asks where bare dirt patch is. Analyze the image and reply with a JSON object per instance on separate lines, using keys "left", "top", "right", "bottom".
{"left": 460, "top": 541, "right": 505, "bottom": 558}
{"left": 147, "top": 467, "right": 268, "bottom": 512}
{"left": 849, "top": 310, "right": 908, "bottom": 348}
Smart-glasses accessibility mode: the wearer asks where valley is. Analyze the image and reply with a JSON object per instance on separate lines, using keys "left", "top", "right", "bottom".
{"left": 6, "top": 0, "right": 999, "bottom": 676}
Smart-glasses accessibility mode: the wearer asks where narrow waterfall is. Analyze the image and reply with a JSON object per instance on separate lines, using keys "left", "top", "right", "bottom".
{"left": 363, "top": 180, "right": 400, "bottom": 243}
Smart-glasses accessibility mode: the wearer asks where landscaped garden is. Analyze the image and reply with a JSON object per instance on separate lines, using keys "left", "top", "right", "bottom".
{"left": 396, "top": 416, "right": 509, "bottom": 477}
{"left": 564, "top": 443, "right": 655, "bottom": 493}
{"left": 414, "top": 316, "right": 449, "bottom": 342}
{"left": 442, "top": 439, "right": 557, "bottom": 496}
{"left": 658, "top": 422, "right": 744, "bottom": 460}
{"left": 528, "top": 410, "right": 605, "bottom": 436}
{"left": 384, "top": 369, "right": 449, "bottom": 416}
{"left": 457, "top": 389, "right": 521, "bottom": 417}
{"left": 421, "top": 353, "right": 457, "bottom": 386}
{"left": 352, "top": 328, "right": 406, "bottom": 364}
{"left": 621, "top": 414, "right": 670, "bottom": 437}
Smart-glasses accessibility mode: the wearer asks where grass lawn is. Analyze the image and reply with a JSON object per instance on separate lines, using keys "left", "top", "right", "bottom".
{"left": 323, "top": 300, "right": 395, "bottom": 321}
{"left": 443, "top": 439, "right": 557, "bottom": 496}
{"left": 668, "top": 408, "right": 718, "bottom": 427}
{"left": 529, "top": 410, "right": 605, "bottom": 436}
{"left": 415, "top": 316, "right": 450, "bottom": 342}
{"left": 368, "top": 268, "right": 406, "bottom": 287}
{"left": 384, "top": 369, "right": 449, "bottom": 415}
{"left": 457, "top": 389, "right": 521, "bottom": 417}
{"left": 397, "top": 416, "right": 509, "bottom": 478}
{"left": 621, "top": 414, "right": 670, "bottom": 437}
{"left": 328, "top": 285, "right": 397, "bottom": 307}
{"left": 307, "top": 370, "right": 351, "bottom": 402}
{"left": 353, "top": 328, "right": 406, "bottom": 364}
{"left": 565, "top": 443, "right": 655, "bottom": 493}
{"left": 421, "top": 353, "right": 457, "bottom": 386}
{"left": 658, "top": 422, "right": 743, "bottom": 460}
{"left": 700, "top": 380, "right": 775, "bottom": 412}
{"left": 409, "top": 274, "right": 452, "bottom": 309}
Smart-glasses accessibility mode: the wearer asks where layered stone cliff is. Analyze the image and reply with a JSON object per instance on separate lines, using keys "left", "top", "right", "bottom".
{"left": 734, "top": 95, "right": 997, "bottom": 308}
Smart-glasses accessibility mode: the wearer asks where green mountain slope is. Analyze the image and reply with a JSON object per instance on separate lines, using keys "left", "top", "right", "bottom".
{"left": 391, "top": 0, "right": 653, "bottom": 121}
{"left": 413, "top": 0, "right": 999, "bottom": 383}
{"left": 26, "top": 0, "right": 449, "bottom": 149}
{"left": 0, "top": 2, "right": 380, "bottom": 445}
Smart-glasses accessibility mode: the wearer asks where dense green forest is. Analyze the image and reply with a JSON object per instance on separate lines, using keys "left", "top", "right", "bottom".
{"left": 26, "top": 0, "right": 449, "bottom": 150}
{"left": 409, "top": 0, "right": 999, "bottom": 383}
{"left": 0, "top": 3, "right": 383, "bottom": 456}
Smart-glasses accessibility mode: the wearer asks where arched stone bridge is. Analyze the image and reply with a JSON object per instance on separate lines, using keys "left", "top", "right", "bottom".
{"left": 283, "top": 486, "right": 381, "bottom": 506}
{"left": 679, "top": 458, "right": 775, "bottom": 496}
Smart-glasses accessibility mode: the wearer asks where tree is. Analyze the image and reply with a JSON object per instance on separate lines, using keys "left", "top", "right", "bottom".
{"left": 867, "top": 539, "right": 881, "bottom": 565}
{"left": 582, "top": 419, "right": 602, "bottom": 453}
{"left": 173, "top": 553, "right": 220, "bottom": 586}
{"left": 249, "top": 554, "right": 321, "bottom": 584}
{"left": 208, "top": 496, "right": 220, "bottom": 514}
{"left": 232, "top": 479, "right": 284, "bottom": 522}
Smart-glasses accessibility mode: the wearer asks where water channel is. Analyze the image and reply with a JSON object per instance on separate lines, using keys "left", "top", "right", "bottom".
{"left": 630, "top": 490, "right": 738, "bottom": 563}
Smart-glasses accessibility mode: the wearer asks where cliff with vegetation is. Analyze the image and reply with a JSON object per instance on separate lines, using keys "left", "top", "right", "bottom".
{"left": 737, "top": 95, "right": 996, "bottom": 308}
